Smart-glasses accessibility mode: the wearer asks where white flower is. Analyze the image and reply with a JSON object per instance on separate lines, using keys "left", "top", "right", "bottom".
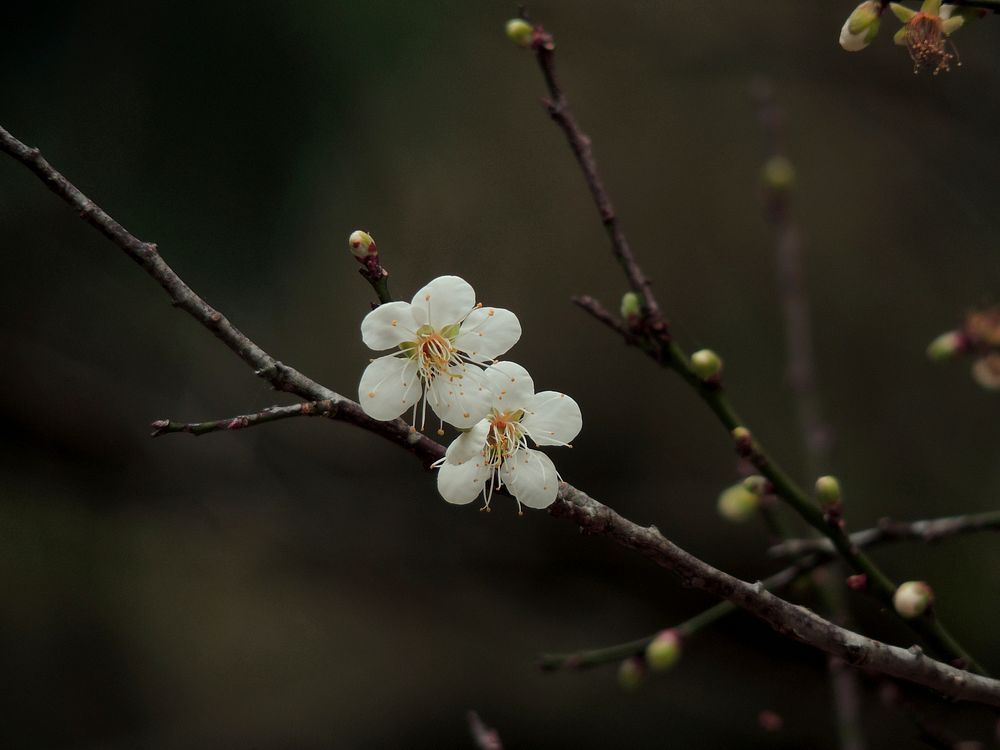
{"left": 435, "top": 361, "right": 582, "bottom": 511}
{"left": 359, "top": 275, "right": 521, "bottom": 430}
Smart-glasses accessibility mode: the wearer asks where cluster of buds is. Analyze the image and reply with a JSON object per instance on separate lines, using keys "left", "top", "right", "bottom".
{"left": 616, "top": 630, "right": 683, "bottom": 691}
{"left": 928, "top": 307, "right": 1000, "bottom": 390}
{"left": 838, "top": 0, "right": 983, "bottom": 74}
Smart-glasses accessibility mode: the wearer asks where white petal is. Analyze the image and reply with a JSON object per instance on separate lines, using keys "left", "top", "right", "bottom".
{"left": 454, "top": 307, "right": 522, "bottom": 362}
{"left": 426, "top": 364, "right": 493, "bottom": 429}
{"left": 445, "top": 420, "right": 490, "bottom": 464}
{"left": 358, "top": 355, "right": 422, "bottom": 421}
{"left": 500, "top": 448, "right": 560, "bottom": 509}
{"left": 410, "top": 275, "right": 475, "bottom": 328}
{"left": 483, "top": 361, "right": 535, "bottom": 411}
{"left": 360, "top": 301, "right": 418, "bottom": 351}
{"left": 437, "top": 457, "right": 490, "bottom": 505}
{"left": 522, "top": 391, "right": 582, "bottom": 446}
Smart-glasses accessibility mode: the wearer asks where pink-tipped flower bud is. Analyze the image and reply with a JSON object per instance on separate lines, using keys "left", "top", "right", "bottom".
{"left": 348, "top": 230, "right": 377, "bottom": 261}
{"left": 926, "top": 331, "right": 964, "bottom": 362}
{"left": 645, "top": 630, "right": 682, "bottom": 671}
{"left": 893, "top": 580, "right": 934, "bottom": 618}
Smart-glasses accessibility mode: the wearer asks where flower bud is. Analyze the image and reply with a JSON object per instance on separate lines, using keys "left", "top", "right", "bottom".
{"left": 731, "top": 426, "right": 753, "bottom": 456}
{"left": 971, "top": 354, "right": 1000, "bottom": 391}
{"left": 718, "top": 482, "right": 759, "bottom": 523}
{"left": 762, "top": 156, "right": 796, "bottom": 191}
{"left": 645, "top": 629, "right": 682, "bottom": 671}
{"left": 840, "top": 1, "right": 882, "bottom": 51}
{"left": 617, "top": 656, "right": 645, "bottom": 691}
{"left": 620, "top": 291, "right": 642, "bottom": 322}
{"left": 815, "top": 475, "right": 842, "bottom": 507}
{"left": 348, "top": 230, "right": 377, "bottom": 261}
{"left": 505, "top": 18, "right": 534, "bottom": 47}
{"left": 926, "top": 331, "right": 964, "bottom": 362}
{"left": 893, "top": 580, "right": 934, "bottom": 618}
{"left": 690, "top": 349, "right": 723, "bottom": 381}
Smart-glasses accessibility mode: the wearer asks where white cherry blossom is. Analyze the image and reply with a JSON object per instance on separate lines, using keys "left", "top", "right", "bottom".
{"left": 434, "top": 361, "right": 582, "bottom": 512}
{"left": 358, "top": 275, "right": 521, "bottom": 430}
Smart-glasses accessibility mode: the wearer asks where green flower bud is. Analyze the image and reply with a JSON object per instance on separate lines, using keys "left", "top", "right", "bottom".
{"left": 893, "top": 581, "right": 934, "bottom": 618}
{"left": 690, "top": 349, "right": 723, "bottom": 381}
{"left": 815, "top": 475, "right": 842, "bottom": 507}
{"left": 349, "top": 230, "right": 377, "bottom": 261}
{"left": 926, "top": 331, "right": 964, "bottom": 362}
{"left": 718, "top": 482, "right": 759, "bottom": 523}
{"left": 505, "top": 18, "right": 534, "bottom": 47}
{"left": 617, "top": 656, "right": 645, "bottom": 691}
{"left": 620, "top": 291, "right": 642, "bottom": 321}
{"left": 645, "top": 630, "right": 682, "bottom": 671}
{"left": 762, "top": 156, "right": 796, "bottom": 191}
{"left": 840, "top": 2, "right": 882, "bottom": 51}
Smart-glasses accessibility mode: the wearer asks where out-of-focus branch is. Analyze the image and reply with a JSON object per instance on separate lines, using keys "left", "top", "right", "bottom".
{"left": 523, "top": 20, "right": 986, "bottom": 676}
{"left": 770, "top": 511, "right": 1000, "bottom": 558}
{"left": 3, "top": 124, "right": 1000, "bottom": 705}
{"left": 753, "top": 80, "right": 864, "bottom": 750}
{"left": 150, "top": 400, "right": 335, "bottom": 437}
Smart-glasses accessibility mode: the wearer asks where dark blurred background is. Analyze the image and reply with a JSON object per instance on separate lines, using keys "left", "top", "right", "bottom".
{"left": 3, "top": 2, "right": 1000, "bottom": 748}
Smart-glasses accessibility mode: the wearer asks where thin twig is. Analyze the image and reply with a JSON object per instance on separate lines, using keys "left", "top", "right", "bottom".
{"left": 770, "top": 511, "right": 1000, "bottom": 558}
{"left": 532, "top": 26, "right": 668, "bottom": 338}
{"left": 3, "top": 124, "right": 1000, "bottom": 705}
{"left": 525, "top": 21, "right": 986, "bottom": 676}
{"left": 150, "top": 400, "right": 335, "bottom": 437}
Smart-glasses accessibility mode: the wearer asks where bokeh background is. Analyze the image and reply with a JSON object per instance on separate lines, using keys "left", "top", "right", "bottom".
{"left": 3, "top": 2, "right": 1000, "bottom": 748}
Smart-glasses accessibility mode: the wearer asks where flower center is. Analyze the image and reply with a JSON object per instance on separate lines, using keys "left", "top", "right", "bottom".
{"left": 905, "top": 13, "right": 956, "bottom": 75}
{"left": 484, "top": 409, "right": 526, "bottom": 467}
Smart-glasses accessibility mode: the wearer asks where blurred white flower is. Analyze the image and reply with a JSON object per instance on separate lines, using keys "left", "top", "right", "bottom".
{"left": 359, "top": 275, "right": 521, "bottom": 429}
{"left": 435, "top": 361, "right": 582, "bottom": 511}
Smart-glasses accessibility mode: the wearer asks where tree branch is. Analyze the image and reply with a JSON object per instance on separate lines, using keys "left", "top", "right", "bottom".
{"left": 150, "top": 400, "right": 335, "bottom": 437}
{"left": 525, "top": 21, "right": 986, "bottom": 676}
{"left": 4, "top": 124, "right": 1000, "bottom": 704}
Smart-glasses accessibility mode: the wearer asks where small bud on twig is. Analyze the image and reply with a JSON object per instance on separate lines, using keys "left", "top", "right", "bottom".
{"left": 690, "top": 349, "right": 723, "bottom": 382}
{"left": 761, "top": 156, "right": 796, "bottom": 191}
{"left": 505, "top": 18, "right": 534, "bottom": 47}
{"left": 645, "top": 629, "right": 682, "bottom": 671}
{"left": 617, "top": 656, "right": 645, "bottom": 690}
{"left": 893, "top": 580, "right": 934, "bottom": 618}
{"left": 348, "top": 230, "right": 377, "bottom": 261}
{"left": 620, "top": 291, "right": 642, "bottom": 327}
{"left": 840, "top": 1, "right": 883, "bottom": 51}
{"left": 926, "top": 330, "right": 964, "bottom": 361}
{"left": 718, "top": 481, "right": 760, "bottom": 523}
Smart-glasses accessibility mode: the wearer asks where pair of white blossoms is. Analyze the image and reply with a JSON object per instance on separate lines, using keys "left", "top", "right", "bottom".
{"left": 358, "top": 275, "right": 582, "bottom": 511}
